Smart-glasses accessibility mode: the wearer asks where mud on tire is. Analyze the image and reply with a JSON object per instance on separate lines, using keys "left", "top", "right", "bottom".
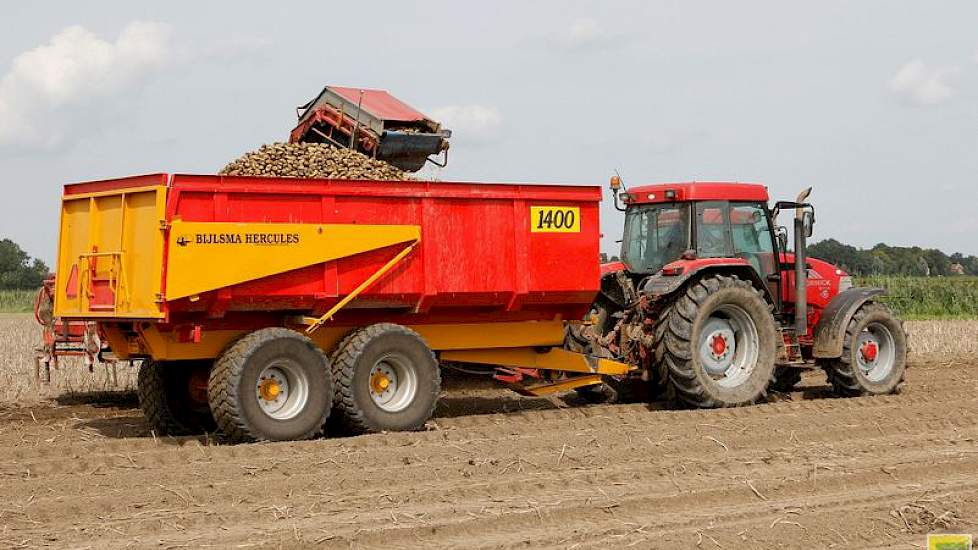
{"left": 208, "top": 328, "right": 331, "bottom": 443}
{"left": 659, "top": 274, "right": 777, "bottom": 407}
{"left": 330, "top": 323, "right": 440, "bottom": 435}
{"left": 138, "top": 360, "right": 215, "bottom": 436}
{"left": 822, "top": 302, "right": 907, "bottom": 396}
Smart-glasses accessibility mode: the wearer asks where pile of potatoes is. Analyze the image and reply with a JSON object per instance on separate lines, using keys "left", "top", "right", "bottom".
{"left": 219, "top": 142, "right": 409, "bottom": 180}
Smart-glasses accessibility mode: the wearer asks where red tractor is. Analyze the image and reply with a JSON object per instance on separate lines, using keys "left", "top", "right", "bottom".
{"left": 569, "top": 179, "right": 907, "bottom": 406}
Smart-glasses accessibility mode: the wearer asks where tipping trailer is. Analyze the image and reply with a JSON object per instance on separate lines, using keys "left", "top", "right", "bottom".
{"left": 53, "top": 174, "right": 629, "bottom": 441}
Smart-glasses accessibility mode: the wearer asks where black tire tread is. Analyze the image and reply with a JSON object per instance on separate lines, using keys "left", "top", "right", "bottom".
{"left": 823, "top": 302, "right": 906, "bottom": 397}
{"left": 331, "top": 323, "right": 440, "bottom": 435}
{"left": 138, "top": 360, "right": 198, "bottom": 436}
{"left": 658, "top": 274, "right": 777, "bottom": 408}
{"left": 208, "top": 327, "right": 329, "bottom": 443}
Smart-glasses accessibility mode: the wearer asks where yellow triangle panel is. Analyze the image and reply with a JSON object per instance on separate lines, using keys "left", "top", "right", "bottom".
{"left": 165, "top": 221, "right": 421, "bottom": 300}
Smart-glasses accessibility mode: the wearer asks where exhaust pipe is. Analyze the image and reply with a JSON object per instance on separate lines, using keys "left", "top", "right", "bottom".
{"left": 794, "top": 187, "right": 812, "bottom": 335}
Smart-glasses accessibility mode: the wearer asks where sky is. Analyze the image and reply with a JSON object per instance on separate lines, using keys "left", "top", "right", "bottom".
{"left": 1, "top": 1, "right": 976, "bottom": 264}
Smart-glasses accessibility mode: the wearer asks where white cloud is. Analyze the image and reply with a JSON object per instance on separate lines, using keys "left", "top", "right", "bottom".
{"left": 888, "top": 60, "right": 957, "bottom": 106}
{"left": 0, "top": 21, "right": 171, "bottom": 152}
{"left": 428, "top": 104, "right": 502, "bottom": 145}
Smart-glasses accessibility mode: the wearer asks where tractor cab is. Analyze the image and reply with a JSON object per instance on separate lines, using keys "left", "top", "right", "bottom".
{"left": 611, "top": 180, "right": 787, "bottom": 306}
{"left": 616, "top": 182, "right": 776, "bottom": 276}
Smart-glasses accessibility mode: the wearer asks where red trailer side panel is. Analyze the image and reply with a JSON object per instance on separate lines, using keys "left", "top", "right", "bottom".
{"left": 164, "top": 175, "right": 601, "bottom": 326}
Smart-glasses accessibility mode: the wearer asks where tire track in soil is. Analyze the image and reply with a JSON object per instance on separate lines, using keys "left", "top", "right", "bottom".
{"left": 1, "top": 358, "right": 977, "bottom": 549}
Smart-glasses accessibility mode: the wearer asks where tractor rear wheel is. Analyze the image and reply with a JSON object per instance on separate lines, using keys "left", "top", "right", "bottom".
{"left": 330, "top": 323, "right": 440, "bottom": 435}
{"left": 138, "top": 360, "right": 215, "bottom": 436}
{"left": 659, "top": 274, "right": 777, "bottom": 407}
{"left": 208, "top": 328, "right": 331, "bottom": 443}
{"left": 822, "top": 302, "right": 907, "bottom": 396}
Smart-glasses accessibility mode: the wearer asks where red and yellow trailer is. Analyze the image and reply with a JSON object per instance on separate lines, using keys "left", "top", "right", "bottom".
{"left": 54, "top": 174, "right": 629, "bottom": 441}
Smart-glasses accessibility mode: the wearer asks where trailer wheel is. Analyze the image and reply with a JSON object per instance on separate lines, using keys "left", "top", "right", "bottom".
{"left": 208, "top": 328, "right": 331, "bottom": 443}
{"left": 771, "top": 366, "right": 803, "bottom": 392}
{"left": 137, "top": 360, "right": 215, "bottom": 436}
{"left": 331, "top": 323, "right": 440, "bottom": 435}
{"left": 660, "top": 274, "right": 777, "bottom": 407}
{"left": 822, "top": 302, "right": 907, "bottom": 396}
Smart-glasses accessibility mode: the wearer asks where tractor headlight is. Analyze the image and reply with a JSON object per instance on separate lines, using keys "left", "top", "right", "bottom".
{"left": 838, "top": 276, "right": 853, "bottom": 292}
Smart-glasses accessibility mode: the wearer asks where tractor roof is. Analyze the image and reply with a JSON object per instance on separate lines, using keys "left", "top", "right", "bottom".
{"left": 625, "top": 182, "right": 768, "bottom": 205}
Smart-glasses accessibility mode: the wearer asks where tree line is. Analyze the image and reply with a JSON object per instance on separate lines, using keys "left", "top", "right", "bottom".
{"left": 0, "top": 239, "right": 49, "bottom": 290}
{"left": 602, "top": 238, "right": 978, "bottom": 278}
{"left": 809, "top": 239, "right": 978, "bottom": 277}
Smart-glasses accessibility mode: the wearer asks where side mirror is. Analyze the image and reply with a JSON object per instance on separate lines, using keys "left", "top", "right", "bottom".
{"left": 802, "top": 211, "right": 815, "bottom": 238}
{"left": 776, "top": 226, "right": 788, "bottom": 252}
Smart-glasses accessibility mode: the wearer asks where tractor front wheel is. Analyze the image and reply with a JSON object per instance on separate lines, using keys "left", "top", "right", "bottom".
{"left": 822, "top": 302, "right": 907, "bottom": 396}
{"left": 659, "top": 274, "right": 777, "bottom": 407}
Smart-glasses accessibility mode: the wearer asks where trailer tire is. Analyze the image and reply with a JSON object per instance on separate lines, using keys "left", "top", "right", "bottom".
{"left": 822, "top": 302, "right": 907, "bottom": 396}
{"left": 331, "top": 323, "right": 440, "bottom": 435}
{"left": 771, "top": 366, "right": 803, "bottom": 392}
{"left": 208, "top": 328, "right": 331, "bottom": 443}
{"left": 138, "top": 360, "right": 215, "bottom": 436}
{"left": 660, "top": 274, "right": 777, "bottom": 408}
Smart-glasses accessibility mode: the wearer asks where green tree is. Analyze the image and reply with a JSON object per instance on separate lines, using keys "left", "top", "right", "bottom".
{"left": 0, "top": 239, "right": 49, "bottom": 290}
{"left": 809, "top": 239, "right": 978, "bottom": 277}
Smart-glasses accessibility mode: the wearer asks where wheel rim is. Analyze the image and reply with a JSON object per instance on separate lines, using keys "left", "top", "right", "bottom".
{"left": 855, "top": 321, "right": 896, "bottom": 382}
{"left": 368, "top": 352, "right": 418, "bottom": 413}
{"left": 698, "top": 304, "right": 760, "bottom": 388}
{"left": 255, "top": 360, "right": 310, "bottom": 420}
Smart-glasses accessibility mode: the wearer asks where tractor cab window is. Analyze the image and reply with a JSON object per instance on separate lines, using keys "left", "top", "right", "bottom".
{"left": 730, "top": 203, "right": 777, "bottom": 282}
{"left": 621, "top": 203, "right": 690, "bottom": 274}
{"left": 695, "top": 202, "right": 731, "bottom": 258}
{"left": 695, "top": 201, "right": 777, "bottom": 282}
{"left": 730, "top": 204, "right": 775, "bottom": 256}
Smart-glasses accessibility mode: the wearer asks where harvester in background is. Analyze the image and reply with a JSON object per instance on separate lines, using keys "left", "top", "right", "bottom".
{"left": 289, "top": 86, "right": 451, "bottom": 172}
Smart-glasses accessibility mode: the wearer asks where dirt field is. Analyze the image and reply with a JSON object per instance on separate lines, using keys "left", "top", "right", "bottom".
{"left": 2, "top": 317, "right": 978, "bottom": 548}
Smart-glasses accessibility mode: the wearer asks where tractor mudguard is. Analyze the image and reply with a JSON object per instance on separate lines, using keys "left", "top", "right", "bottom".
{"left": 811, "top": 287, "right": 886, "bottom": 358}
{"left": 639, "top": 263, "right": 774, "bottom": 304}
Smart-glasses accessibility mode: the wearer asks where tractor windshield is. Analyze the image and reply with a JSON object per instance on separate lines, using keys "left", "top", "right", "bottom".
{"left": 621, "top": 203, "right": 690, "bottom": 274}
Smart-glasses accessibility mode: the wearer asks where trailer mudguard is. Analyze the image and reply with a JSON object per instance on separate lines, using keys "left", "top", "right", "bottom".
{"left": 811, "top": 287, "right": 886, "bottom": 358}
